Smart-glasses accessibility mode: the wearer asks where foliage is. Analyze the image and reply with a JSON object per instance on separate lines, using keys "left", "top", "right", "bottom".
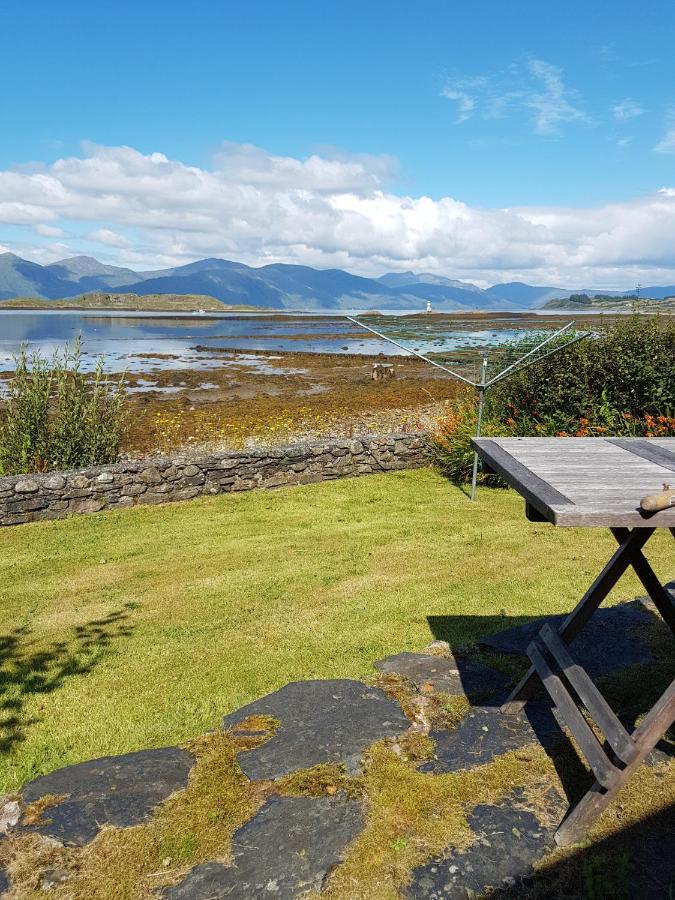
{"left": 489, "top": 314, "right": 675, "bottom": 433}
{"left": 433, "top": 316, "right": 675, "bottom": 484}
{"left": 432, "top": 400, "right": 510, "bottom": 485}
{"left": 0, "top": 340, "right": 127, "bottom": 475}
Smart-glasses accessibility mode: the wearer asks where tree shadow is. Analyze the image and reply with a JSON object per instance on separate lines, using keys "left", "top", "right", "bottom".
{"left": 0, "top": 604, "right": 136, "bottom": 754}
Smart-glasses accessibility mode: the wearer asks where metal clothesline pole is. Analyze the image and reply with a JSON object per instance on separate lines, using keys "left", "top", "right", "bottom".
{"left": 486, "top": 331, "right": 589, "bottom": 387}
{"left": 483, "top": 321, "right": 575, "bottom": 387}
{"left": 345, "top": 313, "right": 588, "bottom": 502}
{"left": 470, "top": 355, "right": 489, "bottom": 501}
{"left": 344, "top": 316, "right": 476, "bottom": 386}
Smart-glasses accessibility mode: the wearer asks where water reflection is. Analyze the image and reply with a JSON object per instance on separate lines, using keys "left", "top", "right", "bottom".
{"left": 0, "top": 309, "right": 555, "bottom": 373}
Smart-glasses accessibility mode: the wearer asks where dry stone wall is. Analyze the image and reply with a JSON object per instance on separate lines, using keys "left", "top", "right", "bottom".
{"left": 0, "top": 433, "right": 432, "bottom": 526}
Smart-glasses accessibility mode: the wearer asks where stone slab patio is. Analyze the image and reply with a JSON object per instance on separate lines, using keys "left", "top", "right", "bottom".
{"left": 164, "top": 794, "right": 364, "bottom": 899}
{"left": 0, "top": 597, "right": 671, "bottom": 898}
{"left": 222, "top": 679, "right": 410, "bottom": 779}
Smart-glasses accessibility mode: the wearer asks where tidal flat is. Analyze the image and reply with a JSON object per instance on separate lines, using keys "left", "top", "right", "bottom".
{"left": 0, "top": 309, "right": 632, "bottom": 455}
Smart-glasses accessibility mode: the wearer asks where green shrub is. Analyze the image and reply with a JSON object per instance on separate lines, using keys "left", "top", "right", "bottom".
{"left": 432, "top": 400, "right": 510, "bottom": 486}
{"left": 433, "top": 315, "right": 675, "bottom": 485}
{"left": 0, "top": 340, "right": 127, "bottom": 475}
{"left": 489, "top": 315, "right": 675, "bottom": 434}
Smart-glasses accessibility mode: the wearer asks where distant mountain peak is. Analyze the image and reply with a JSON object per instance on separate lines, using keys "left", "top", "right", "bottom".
{"left": 47, "top": 256, "right": 138, "bottom": 277}
{"left": 4, "top": 251, "right": 669, "bottom": 310}
{"left": 377, "top": 270, "right": 483, "bottom": 293}
{"left": 55, "top": 254, "right": 100, "bottom": 264}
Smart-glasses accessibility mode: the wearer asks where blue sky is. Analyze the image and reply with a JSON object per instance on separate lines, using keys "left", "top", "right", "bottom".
{"left": 1, "top": 0, "right": 675, "bottom": 286}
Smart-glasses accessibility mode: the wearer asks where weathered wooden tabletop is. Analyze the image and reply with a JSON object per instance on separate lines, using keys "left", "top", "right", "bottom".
{"left": 472, "top": 437, "right": 675, "bottom": 527}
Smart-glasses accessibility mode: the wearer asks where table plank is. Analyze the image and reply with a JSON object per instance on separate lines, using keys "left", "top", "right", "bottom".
{"left": 473, "top": 437, "right": 675, "bottom": 527}
{"left": 607, "top": 438, "right": 675, "bottom": 472}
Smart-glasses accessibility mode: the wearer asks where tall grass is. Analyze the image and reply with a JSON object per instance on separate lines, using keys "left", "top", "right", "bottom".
{"left": 0, "top": 339, "right": 127, "bottom": 475}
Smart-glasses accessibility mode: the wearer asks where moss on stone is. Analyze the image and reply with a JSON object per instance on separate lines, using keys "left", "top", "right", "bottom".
{"left": 20, "top": 793, "right": 68, "bottom": 827}
{"left": 2, "top": 732, "right": 260, "bottom": 899}
{"left": 318, "top": 740, "right": 560, "bottom": 899}
{"left": 434, "top": 692, "right": 472, "bottom": 730}
{"left": 224, "top": 714, "right": 280, "bottom": 743}
{"left": 275, "top": 763, "right": 364, "bottom": 801}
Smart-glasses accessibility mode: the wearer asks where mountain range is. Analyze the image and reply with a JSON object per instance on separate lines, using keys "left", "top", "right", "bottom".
{"left": 1, "top": 252, "right": 674, "bottom": 311}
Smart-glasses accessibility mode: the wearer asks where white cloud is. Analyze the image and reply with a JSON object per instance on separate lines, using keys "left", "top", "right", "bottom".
{"left": 1, "top": 142, "right": 675, "bottom": 288}
{"left": 525, "top": 60, "right": 586, "bottom": 134}
{"left": 655, "top": 127, "right": 675, "bottom": 154}
{"left": 441, "top": 59, "right": 586, "bottom": 135}
{"left": 213, "top": 142, "right": 397, "bottom": 192}
{"left": 87, "top": 228, "right": 131, "bottom": 248}
{"left": 35, "top": 223, "right": 65, "bottom": 238}
{"left": 612, "top": 99, "right": 645, "bottom": 121}
{"left": 440, "top": 87, "right": 476, "bottom": 123}
{"left": 440, "top": 77, "right": 487, "bottom": 123}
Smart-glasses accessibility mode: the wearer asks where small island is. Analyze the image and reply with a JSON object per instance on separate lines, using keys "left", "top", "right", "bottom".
{"left": 0, "top": 291, "right": 265, "bottom": 313}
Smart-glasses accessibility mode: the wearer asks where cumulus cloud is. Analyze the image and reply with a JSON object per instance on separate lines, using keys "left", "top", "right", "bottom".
{"left": 86, "top": 228, "right": 131, "bottom": 248}
{"left": 35, "top": 223, "right": 65, "bottom": 238}
{"left": 612, "top": 98, "right": 645, "bottom": 121}
{"left": 441, "top": 59, "right": 586, "bottom": 135}
{"left": 1, "top": 142, "right": 675, "bottom": 288}
{"left": 213, "top": 142, "right": 397, "bottom": 192}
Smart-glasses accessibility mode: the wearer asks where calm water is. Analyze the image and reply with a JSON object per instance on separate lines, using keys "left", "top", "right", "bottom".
{"left": 0, "top": 309, "right": 559, "bottom": 373}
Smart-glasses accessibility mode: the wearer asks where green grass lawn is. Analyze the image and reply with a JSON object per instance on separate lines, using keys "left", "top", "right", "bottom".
{"left": 0, "top": 468, "right": 672, "bottom": 792}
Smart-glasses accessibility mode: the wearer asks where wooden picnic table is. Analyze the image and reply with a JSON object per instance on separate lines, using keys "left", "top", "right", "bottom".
{"left": 472, "top": 437, "right": 675, "bottom": 846}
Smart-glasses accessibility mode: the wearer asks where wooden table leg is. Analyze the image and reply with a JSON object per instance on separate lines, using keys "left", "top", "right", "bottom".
{"left": 611, "top": 527, "right": 675, "bottom": 635}
{"left": 555, "top": 678, "right": 675, "bottom": 846}
{"left": 502, "top": 528, "right": 655, "bottom": 713}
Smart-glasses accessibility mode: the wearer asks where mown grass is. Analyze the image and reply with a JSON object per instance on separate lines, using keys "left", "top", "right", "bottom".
{"left": 0, "top": 469, "right": 672, "bottom": 792}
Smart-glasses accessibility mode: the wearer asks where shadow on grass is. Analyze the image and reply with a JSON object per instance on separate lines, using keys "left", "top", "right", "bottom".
{"left": 427, "top": 611, "right": 534, "bottom": 653}
{"left": 495, "top": 801, "right": 675, "bottom": 899}
{"left": 0, "top": 604, "right": 136, "bottom": 754}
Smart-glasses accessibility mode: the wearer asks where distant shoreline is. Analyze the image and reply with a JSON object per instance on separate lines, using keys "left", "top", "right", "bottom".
{"left": 1, "top": 294, "right": 673, "bottom": 319}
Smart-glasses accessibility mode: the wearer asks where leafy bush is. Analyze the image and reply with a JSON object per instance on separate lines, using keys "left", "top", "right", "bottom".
{"left": 432, "top": 400, "right": 510, "bottom": 485}
{"left": 0, "top": 340, "right": 127, "bottom": 475}
{"left": 489, "top": 315, "right": 675, "bottom": 434}
{"left": 433, "top": 315, "right": 675, "bottom": 484}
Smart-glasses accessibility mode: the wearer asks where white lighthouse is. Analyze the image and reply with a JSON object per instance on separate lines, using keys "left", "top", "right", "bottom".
{"left": 426, "top": 300, "right": 433, "bottom": 313}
